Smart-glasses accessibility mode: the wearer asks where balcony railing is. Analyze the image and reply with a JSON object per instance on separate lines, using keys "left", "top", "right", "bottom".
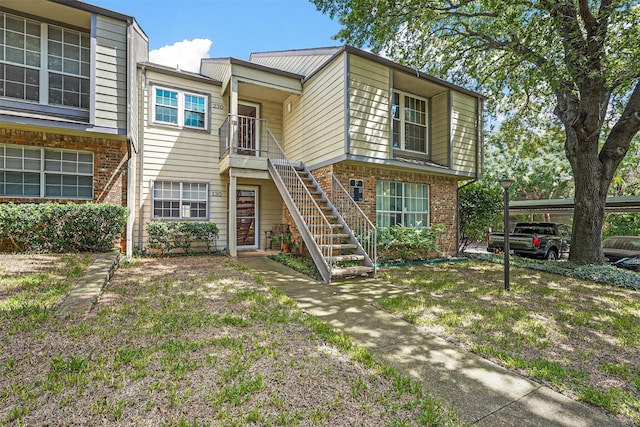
{"left": 219, "top": 115, "right": 269, "bottom": 158}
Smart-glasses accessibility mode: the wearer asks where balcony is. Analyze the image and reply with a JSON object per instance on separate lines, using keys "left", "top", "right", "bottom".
{"left": 218, "top": 115, "right": 269, "bottom": 174}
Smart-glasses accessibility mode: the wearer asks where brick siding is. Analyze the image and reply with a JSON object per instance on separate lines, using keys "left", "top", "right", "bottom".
{"left": 0, "top": 127, "right": 128, "bottom": 206}
{"left": 310, "top": 162, "right": 459, "bottom": 255}
{"left": 1, "top": 127, "right": 128, "bottom": 250}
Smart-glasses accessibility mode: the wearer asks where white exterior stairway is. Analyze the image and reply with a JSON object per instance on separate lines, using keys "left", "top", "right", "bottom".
{"left": 264, "top": 131, "right": 376, "bottom": 284}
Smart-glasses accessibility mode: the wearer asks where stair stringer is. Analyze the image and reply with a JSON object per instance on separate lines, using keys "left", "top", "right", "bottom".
{"left": 267, "top": 159, "right": 333, "bottom": 284}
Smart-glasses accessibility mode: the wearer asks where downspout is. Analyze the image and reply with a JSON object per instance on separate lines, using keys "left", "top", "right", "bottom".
{"left": 125, "top": 20, "right": 134, "bottom": 259}
{"left": 138, "top": 66, "right": 146, "bottom": 250}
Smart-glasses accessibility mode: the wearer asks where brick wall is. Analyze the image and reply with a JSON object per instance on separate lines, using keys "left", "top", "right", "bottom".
{"left": 1, "top": 127, "right": 129, "bottom": 251}
{"left": 0, "top": 127, "right": 128, "bottom": 206}
{"left": 311, "top": 162, "right": 459, "bottom": 255}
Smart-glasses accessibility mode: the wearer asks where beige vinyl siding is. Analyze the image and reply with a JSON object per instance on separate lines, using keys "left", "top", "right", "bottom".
{"left": 251, "top": 53, "right": 336, "bottom": 76}
{"left": 94, "top": 15, "right": 128, "bottom": 129}
{"left": 451, "top": 91, "right": 479, "bottom": 174}
{"left": 348, "top": 55, "right": 389, "bottom": 160}
{"left": 430, "top": 91, "right": 450, "bottom": 167}
{"left": 283, "top": 55, "right": 345, "bottom": 165}
{"left": 138, "top": 70, "right": 227, "bottom": 248}
{"left": 200, "top": 61, "right": 232, "bottom": 84}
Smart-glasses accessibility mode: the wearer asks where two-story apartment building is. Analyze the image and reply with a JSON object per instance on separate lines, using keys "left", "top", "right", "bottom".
{"left": 1, "top": 1, "right": 483, "bottom": 283}
{"left": 134, "top": 46, "right": 483, "bottom": 282}
{"left": 0, "top": 0, "right": 148, "bottom": 254}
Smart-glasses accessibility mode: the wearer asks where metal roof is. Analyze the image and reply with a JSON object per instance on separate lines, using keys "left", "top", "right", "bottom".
{"left": 510, "top": 196, "right": 640, "bottom": 213}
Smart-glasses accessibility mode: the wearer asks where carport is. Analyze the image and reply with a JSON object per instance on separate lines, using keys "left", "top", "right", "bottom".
{"left": 510, "top": 196, "right": 640, "bottom": 215}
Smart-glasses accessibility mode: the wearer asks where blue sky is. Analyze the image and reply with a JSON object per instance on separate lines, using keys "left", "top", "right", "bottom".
{"left": 90, "top": 0, "right": 344, "bottom": 69}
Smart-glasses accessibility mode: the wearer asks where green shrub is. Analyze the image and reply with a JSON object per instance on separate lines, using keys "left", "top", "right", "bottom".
{"left": 477, "top": 254, "right": 640, "bottom": 291}
{"left": 146, "top": 221, "right": 219, "bottom": 256}
{"left": 377, "top": 224, "right": 446, "bottom": 263}
{"left": 0, "top": 202, "right": 126, "bottom": 252}
{"left": 603, "top": 213, "right": 640, "bottom": 238}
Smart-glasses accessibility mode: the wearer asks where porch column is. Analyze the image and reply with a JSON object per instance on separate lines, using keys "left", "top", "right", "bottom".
{"left": 229, "top": 173, "right": 237, "bottom": 257}
{"left": 230, "top": 77, "right": 239, "bottom": 116}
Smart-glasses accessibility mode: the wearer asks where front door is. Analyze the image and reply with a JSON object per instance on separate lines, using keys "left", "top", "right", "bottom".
{"left": 237, "top": 102, "right": 260, "bottom": 155}
{"left": 236, "top": 186, "right": 258, "bottom": 250}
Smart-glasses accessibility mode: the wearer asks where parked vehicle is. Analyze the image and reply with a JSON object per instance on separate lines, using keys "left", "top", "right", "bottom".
{"left": 487, "top": 222, "right": 571, "bottom": 260}
{"left": 602, "top": 236, "right": 640, "bottom": 272}
{"left": 614, "top": 257, "right": 640, "bottom": 272}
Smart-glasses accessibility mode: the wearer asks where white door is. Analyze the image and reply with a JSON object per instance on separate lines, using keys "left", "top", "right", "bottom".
{"left": 237, "top": 102, "right": 260, "bottom": 156}
{"left": 236, "top": 185, "right": 259, "bottom": 250}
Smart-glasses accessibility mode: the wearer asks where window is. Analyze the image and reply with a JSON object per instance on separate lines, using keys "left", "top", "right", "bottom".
{"left": 376, "top": 180, "right": 429, "bottom": 228}
{"left": 0, "top": 11, "right": 90, "bottom": 109}
{"left": 152, "top": 87, "right": 207, "bottom": 129}
{"left": 0, "top": 143, "right": 93, "bottom": 199}
{"left": 153, "top": 181, "right": 208, "bottom": 219}
{"left": 392, "top": 91, "right": 428, "bottom": 154}
{"left": 47, "top": 25, "right": 91, "bottom": 109}
{"left": 349, "top": 179, "right": 364, "bottom": 202}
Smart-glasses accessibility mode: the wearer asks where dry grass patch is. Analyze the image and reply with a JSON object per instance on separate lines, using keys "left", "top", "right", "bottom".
{"left": 378, "top": 260, "right": 640, "bottom": 425}
{"left": 1, "top": 255, "right": 460, "bottom": 426}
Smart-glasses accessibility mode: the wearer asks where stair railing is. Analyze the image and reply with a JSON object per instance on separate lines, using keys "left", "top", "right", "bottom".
{"left": 265, "top": 130, "right": 333, "bottom": 283}
{"left": 331, "top": 176, "right": 377, "bottom": 273}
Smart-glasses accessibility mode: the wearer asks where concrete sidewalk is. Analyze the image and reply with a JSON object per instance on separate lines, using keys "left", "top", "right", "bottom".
{"left": 56, "top": 249, "right": 121, "bottom": 317}
{"left": 238, "top": 256, "right": 625, "bottom": 427}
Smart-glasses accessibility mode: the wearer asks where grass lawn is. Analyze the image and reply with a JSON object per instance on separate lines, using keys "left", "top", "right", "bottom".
{"left": 0, "top": 254, "right": 460, "bottom": 426}
{"left": 377, "top": 260, "right": 640, "bottom": 425}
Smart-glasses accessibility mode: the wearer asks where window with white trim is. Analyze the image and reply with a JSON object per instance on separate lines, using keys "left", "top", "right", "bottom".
{"left": 0, "top": 11, "right": 90, "bottom": 109}
{"left": 392, "top": 91, "right": 428, "bottom": 154}
{"left": 152, "top": 86, "right": 207, "bottom": 130}
{"left": 152, "top": 181, "right": 208, "bottom": 219}
{"left": 376, "top": 180, "right": 429, "bottom": 228}
{"left": 0, "top": 143, "right": 93, "bottom": 199}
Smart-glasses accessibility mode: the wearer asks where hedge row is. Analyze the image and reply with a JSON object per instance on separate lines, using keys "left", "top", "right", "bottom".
{"left": 377, "top": 224, "right": 446, "bottom": 263}
{"left": 0, "top": 203, "right": 127, "bottom": 252}
{"left": 146, "top": 221, "right": 219, "bottom": 256}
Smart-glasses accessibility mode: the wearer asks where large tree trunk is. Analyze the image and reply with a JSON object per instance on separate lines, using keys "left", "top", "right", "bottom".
{"left": 558, "top": 82, "right": 640, "bottom": 264}
{"left": 567, "top": 134, "right": 607, "bottom": 264}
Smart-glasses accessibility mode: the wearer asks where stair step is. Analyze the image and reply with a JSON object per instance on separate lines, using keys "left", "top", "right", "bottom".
{"left": 315, "top": 233, "right": 350, "bottom": 240}
{"left": 331, "top": 266, "right": 374, "bottom": 278}
{"left": 290, "top": 190, "right": 322, "bottom": 195}
{"left": 307, "top": 215, "right": 337, "bottom": 220}
{"left": 329, "top": 254, "right": 365, "bottom": 262}
{"left": 319, "top": 243, "right": 357, "bottom": 250}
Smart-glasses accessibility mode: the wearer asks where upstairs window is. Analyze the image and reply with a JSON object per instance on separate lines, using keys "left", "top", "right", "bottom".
{"left": 47, "top": 25, "right": 91, "bottom": 109}
{"left": 392, "top": 91, "right": 428, "bottom": 155}
{"left": 0, "top": 11, "right": 90, "bottom": 110}
{"left": 152, "top": 86, "right": 207, "bottom": 130}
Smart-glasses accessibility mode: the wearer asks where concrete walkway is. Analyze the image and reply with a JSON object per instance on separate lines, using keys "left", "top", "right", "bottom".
{"left": 238, "top": 256, "right": 626, "bottom": 427}
{"left": 56, "top": 249, "right": 121, "bottom": 317}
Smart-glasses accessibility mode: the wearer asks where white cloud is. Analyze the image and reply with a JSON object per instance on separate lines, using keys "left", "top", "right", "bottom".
{"left": 149, "top": 38, "right": 213, "bottom": 73}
